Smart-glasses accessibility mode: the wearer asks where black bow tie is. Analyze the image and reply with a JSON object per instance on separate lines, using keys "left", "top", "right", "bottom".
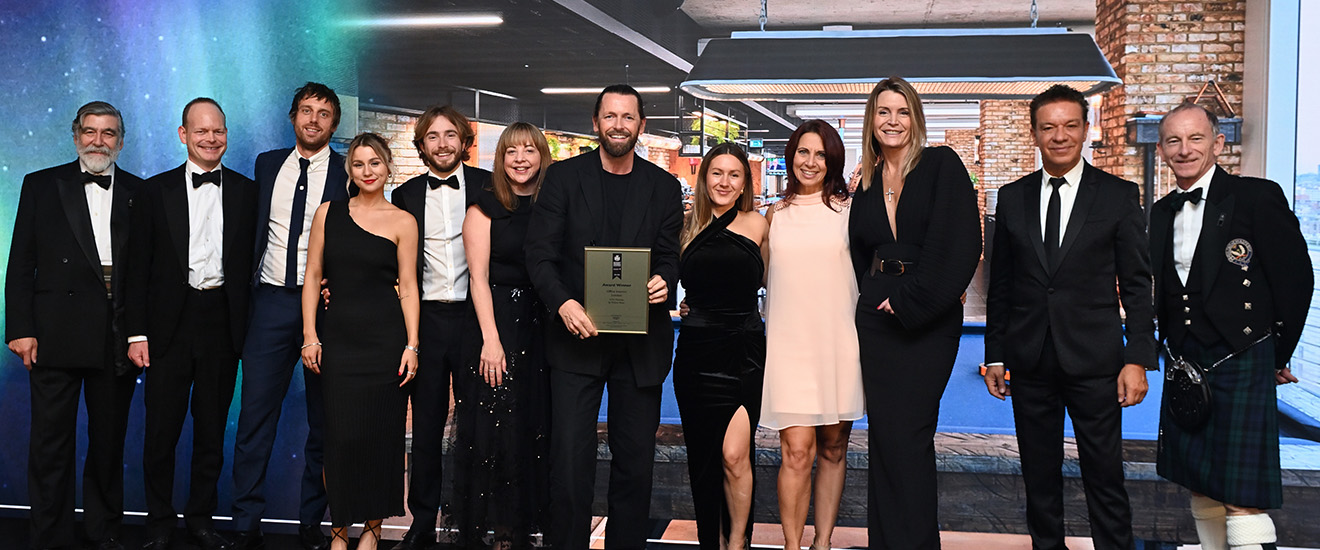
{"left": 428, "top": 175, "right": 459, "bottom": 190}
{"left": 1169, "top": 187, "right": 1204, "bottom": 211}
{"left": 192, "top": 170, "right": 222, "bottom": 188}
{"left": 83, "top": 172, "right": 111, "bottom": 190}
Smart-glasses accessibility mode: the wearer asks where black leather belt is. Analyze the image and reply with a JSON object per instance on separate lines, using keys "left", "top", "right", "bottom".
{"left": 870, "top": 257, "right": 916, "bottom": 276}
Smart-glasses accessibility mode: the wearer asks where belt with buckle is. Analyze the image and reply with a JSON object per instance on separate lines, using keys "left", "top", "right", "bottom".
{"left": 869, "top": 257, "right": 916, "bottom": 276}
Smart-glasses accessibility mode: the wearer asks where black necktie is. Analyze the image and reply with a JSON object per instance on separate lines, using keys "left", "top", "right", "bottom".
{"left": 1169, "top": 187, "right": 1203, "bottom": 212}
{"left": 285, "top": 157, "right": 311, "bottom": 287}
{"left": 428, "top": 175, "right": 459, "bottom": 190}
{"left": 192, "top": 170, "right": 222, "bottom": 188}
{"left": 1044, "top": 177, "right": 1065, "bottom": 263}
{"left": 83, "top": 172, "right": 112, "bottom": 190}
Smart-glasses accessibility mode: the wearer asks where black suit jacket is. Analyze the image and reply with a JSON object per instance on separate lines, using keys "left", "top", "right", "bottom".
{"left": 251, "top": 147, "right": 351, "bottom": 283}
{"left": 524, "top": 149, "right": 683, "bottom": 387}
{"left": 390, "top": 163, "right": 490, "bottom": 293}
{"left": 5, "top": 160, "right": 141, "bottom": 371}
{"left": 986, "top": 162, "right": 1157, "bottom": 375}
{"left": 124, "top": 164, "right": 258, "bottom": 355}
{"left": 1149, "top": 167, "right": 1312, "bottom": 369}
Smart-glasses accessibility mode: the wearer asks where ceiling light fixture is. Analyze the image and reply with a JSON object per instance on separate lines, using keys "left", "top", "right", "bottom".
{"left": 341, "top": 14, "right": 504, "bottom": 27}
{"left": 542, "top": 86, "right": 672, "bottom": 94}
{"left": 681, "top": 28, "right": 1119, "bottom": 101}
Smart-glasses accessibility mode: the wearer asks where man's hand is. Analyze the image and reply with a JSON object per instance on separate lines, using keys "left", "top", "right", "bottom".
{"left": 7, "top": 337, "right": 38, "bottom": 371}
{"left": 1117, "top": 363, "right": 1149, "bottom": 407}
{"left": 1277, "top": 367, "right": 1300, "bottom": 385}
{"left": 647, "top": 274, "right": 668, "bottom": 305}
{"left": 128, "top": 341, "right": 150, "bottom": 368}
{"left": 983, "top": 364, "right": 1009, "bottom": 400}
{"left": 558, "top": 300, "right": 598, "bottom": 339}
{"left": 678, "top": 298, "right": 689, "bottom": 317}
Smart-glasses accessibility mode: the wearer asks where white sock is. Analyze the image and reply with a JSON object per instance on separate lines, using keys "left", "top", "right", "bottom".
{"left": 1226, "top": 513, "right": 1277, "bottom": 550}
{"left": 1191, "top": 494, "right": 1228, "bottom": 550}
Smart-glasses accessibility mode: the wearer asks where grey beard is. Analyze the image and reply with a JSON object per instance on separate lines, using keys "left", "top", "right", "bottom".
{"left": 78, "top": 146, "right": 118, "bottom": 173}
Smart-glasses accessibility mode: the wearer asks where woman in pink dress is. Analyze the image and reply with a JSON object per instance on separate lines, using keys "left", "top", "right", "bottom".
{"left": 761, "top": 120, "right": 864, "bottom": 550}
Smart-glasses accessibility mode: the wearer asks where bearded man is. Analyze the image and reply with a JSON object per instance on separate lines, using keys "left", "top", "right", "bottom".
{"left": 387, "top": 104, "right": 489, "bottom": 550}
{"left": 524, "top": 84, "right": 683, "bottom": 549}
{"left": 6, "top": 101, "right": 143, "bottom": 550}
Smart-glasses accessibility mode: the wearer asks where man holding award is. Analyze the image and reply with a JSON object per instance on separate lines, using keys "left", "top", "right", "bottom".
{"left": 525, "top": 84, "right": 683, "bottom": 549}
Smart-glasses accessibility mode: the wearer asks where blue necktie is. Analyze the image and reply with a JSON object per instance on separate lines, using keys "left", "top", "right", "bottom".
{"left": 284, "top": 157, "right": 311, "bottom": 287}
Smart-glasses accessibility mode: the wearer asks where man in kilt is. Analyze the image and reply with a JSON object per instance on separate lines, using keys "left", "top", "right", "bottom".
{"left": 1150, "top": 102, "right": 1313, "bottom": 550}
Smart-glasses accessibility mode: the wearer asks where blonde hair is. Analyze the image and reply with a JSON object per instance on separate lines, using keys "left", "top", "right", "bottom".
{"left": 680, "top": 143, "right": 755, "bottom": 253}
{"left": 490, "top": 122, "right": 551, "bottom": 210}
{"left": 860, "top": 76, "right": 927, "bottom": 191}
{"left": 345, "top": 132, "right": 394, "bottom": 182}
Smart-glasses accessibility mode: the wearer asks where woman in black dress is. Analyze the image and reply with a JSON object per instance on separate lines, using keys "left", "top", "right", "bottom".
{"left": 453, "top": 122, "right": 552, "bottom": 549}
{"left": 300, "top": 132, "right": 420, "bottom": 550}
{"left": 848, "top": 77, "right": 981, "bottom": 549}
{"left": 674, "top": 143, "right": 768, "bottom": 550}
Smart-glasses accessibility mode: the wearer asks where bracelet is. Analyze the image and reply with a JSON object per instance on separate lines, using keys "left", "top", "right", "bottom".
{"left": 405, "top": 345, "right": 420, "bottom": 355}
{"left": 301, "top": 342, "right": 322, "bottom": 350}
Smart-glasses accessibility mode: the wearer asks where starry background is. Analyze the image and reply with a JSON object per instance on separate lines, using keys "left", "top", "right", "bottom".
{"left": 0, "top": 0, "right": 359, "bottom": 523}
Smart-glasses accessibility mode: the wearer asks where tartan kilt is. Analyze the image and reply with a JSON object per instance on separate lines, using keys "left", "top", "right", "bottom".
{"left": 1156, "top": 336, "right": 1282, "bottom": 509}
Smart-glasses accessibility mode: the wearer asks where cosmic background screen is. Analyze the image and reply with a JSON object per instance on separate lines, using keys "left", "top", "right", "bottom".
{"left": 0, "top": 0, "right": 359, "bottom": 523}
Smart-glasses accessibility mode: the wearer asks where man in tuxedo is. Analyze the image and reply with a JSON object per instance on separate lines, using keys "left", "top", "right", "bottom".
{"left": 125, "top": 98, "right": 257, "bottom": 550}
{"left": 5, "top": 101, "right": 142, "bottom": 550}
{"left": 1150, "top": 103, "right": 1311, "bottom": 550}
{"left": 231, "top": 82, "right": 352, "bottom": 550}
{"left": 387, "top": 104, "right": 487, "bottom": 550}
{"left": 984, "top": 85, "right": 1156, "bottom": 550}
{"left": 525, "top": 84, "right": 683, "bottom": 549}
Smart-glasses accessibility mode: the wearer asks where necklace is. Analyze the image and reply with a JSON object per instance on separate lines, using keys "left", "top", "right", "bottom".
{"left": 884, "top": 188, "right": 896, "bottom": 202}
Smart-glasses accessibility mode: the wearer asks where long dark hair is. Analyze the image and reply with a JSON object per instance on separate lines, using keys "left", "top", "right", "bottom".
{"left": 784, "top": 119, "right": 848, "bottom": 210}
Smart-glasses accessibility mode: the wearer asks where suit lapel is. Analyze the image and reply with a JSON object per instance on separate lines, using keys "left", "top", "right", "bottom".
{"left": 57, "top": 166, "right": 103, "bottom": 276}
{"left": 618, "top": 154, "right": 650, "bottom": 245}
{"left": 1149, "top": 195, "right": 1172, "bottom": 286}
{"left": 408, "top": 179, "right": 427, "bottom": 290}
{"left": 580, "top": 151, "right": 605, "bottom": 244}
{"left": 1053, "top": 166, "right": 1099, "bottom": 274}
{"left": 1023, "top": 171, "right": 1049, "bottom": 273}
{"left": 110, "top": 169, "right": 133, "bottom": 277}
{"left": 222, "top": 167, "right": 243, "bottom": 272}
{"left": 163, "top": 166, "right": 190, "bottom": 277}
{"left": 323, "top": 149, "right": 350, "bottom": 201}
{"left": 1197, "top": 168, "right": 1235, "bottom": 294}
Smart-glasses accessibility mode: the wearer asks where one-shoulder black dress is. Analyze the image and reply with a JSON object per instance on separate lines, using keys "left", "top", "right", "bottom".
{"left": 318, "top": 200, "right": 408, "bottom": 526}
{"left": 672, "top": 209, "right": 766, "bottom": 549}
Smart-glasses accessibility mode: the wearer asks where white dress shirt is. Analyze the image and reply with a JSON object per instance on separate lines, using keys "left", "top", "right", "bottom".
{"left": 79, "top": 160, "right": 115, "bottom": 266}
{"left": 1172, "top": 168, "right": 1215, "bottom": 285}
{"left": 260, "top": 146, "right": 332, "bottom": 286}
{"left": 186, "top": 160, "right": 225, "bottom": 289}
{"left": 1038, "top": 159, "right": 1086, "bottom": 247}
{"left": 422, "top": 166, "right": 470, "bottom": 302}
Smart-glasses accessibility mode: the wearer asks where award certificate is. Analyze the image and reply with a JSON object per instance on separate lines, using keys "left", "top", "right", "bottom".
{"left": 583, "top": 246, "right": 651, "bottom": 334}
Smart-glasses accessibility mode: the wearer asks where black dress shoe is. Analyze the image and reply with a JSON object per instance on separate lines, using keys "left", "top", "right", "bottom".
{"left": 391, "top": 529, "right": 436, "bottom": 550}
{"left": 97, "top": 539, "right": 125, "bottom": 550}
{"left": 188, "top": 528, "right": 232, "bottom": 550}
{"left": 298, "top": 524, "right": 329, "bottom": 550}
{"left": 141, "top": 533, "right": 173, "bottom": 550}
{"left": 229, "top": 531, "right": 265, "bottom": 550}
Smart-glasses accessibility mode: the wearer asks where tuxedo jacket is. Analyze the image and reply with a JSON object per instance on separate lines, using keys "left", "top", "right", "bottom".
{"left": 124, "top": 164, "right": 258, "bottom": 355}
{"left": 250, "top": 147, "right": 351, "bottom": 283}
{"left": 1150, "top": 167, "right": 1312, "bottom": 369}
{"left": 524, "top": 149, "right": 684, "bottom": 387}
{"left": 390, "top": 163, "right": 490, "bottom": 293}
{"left": 986, "top": 162, "right": 1157, "bottom": 376}
{"left": 5, "top": 160, "right": 142, "bottom": 371}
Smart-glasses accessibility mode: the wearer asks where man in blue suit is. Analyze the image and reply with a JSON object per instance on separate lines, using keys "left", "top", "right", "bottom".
{"left": 230, "top": 82, "right": 352, "bottom": 550}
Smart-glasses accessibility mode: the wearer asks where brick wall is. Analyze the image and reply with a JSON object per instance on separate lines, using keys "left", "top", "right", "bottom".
{"left": 978, "top": 100, "right": 1037, "bottom": 215}
{"left": 1094, "top": 0, "right": 1245, "bottom": 196}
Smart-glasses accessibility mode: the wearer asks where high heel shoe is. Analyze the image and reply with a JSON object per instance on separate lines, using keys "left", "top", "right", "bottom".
{"left": 356, "top": 521, "right": 382, "bottom": 550}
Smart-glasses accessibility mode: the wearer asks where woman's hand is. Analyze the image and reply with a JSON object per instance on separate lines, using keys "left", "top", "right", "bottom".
{"left": 479, "top": 338, "right": 507, "bottom": 387}
{"left": 398, "top": 347, "right": 419, "bottom": 387}
{"left": 876, "top": 298, "right": 896, "bottom": 315}
{"left": 301, "top": 340, "right": 322, "bottom": 375}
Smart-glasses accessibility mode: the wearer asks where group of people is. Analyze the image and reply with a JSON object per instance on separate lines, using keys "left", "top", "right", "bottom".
{"left": 4, "top": 76, "right": 1310, "bottom": 550}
